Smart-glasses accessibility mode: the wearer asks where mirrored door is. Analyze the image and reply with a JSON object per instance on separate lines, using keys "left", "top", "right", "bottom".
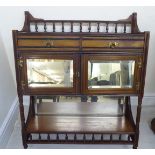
{"left": 22, "top": 54, "right": 79, "bottom": 94}
{"left": 82, "top": 55, "right": 140, "bottom": 95}
{"left": 88, "top": 60, "right": 135, "bottom": 89}
{"left": 27, "top": 59, "right": 73, "bottom": 88}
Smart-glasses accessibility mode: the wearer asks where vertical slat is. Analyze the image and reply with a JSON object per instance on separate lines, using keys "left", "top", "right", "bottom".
{"left": 44, "top": 22, "right": 47, "bottom": 32}
{"left": 74, "top": 134, "right": 77, "bottom": 141}
{"left": 62, "top": 22, "right": 64, "bottom": 32}
{"left": 29, "top": 134, "right": 32, "bottom": 141}
{"left": 110, "top": 134, "right": 113, "bottom": 141}
{"left": 83, "top": 134, "right": 86, "bottom": 141}
{"left": 124, "top": 23, "right": 126, "bottom": 33}
{"left": 92, "top": 134, "right": 95, "bottom": 141}
{"left": 119, "top": 134, "right": 121, "bottom": 141}
{"left": 88, "top": 22, "right": 91, "bottom": 32}
{"left": 106, "top": 22, "right": 109, "bottom": 33}
{"left": 53, "top": 22, "right": 55, "bottom": 32}
{"left": 80, "top": 22, "right": 82, "bottom": 32}
{"left": 35, "top": 22, "right": 38, "bottom": 32}
{"left": 38, "top": 133, "right": 41, "bottom": 140}
{"left": 115, "top": 23, "right": 117, "bottom": 33}
{"left": 97, "top": 22, "right": 100, "bottom": 32}
{"left": 65, "top": 133, "right": 68, "bottom": 140}
{"left": 71, "top": 22, "right": 73, "bottom": 32}
{"left": 47, "top": 134, "right": 50, "bottom": 141}
{"left": 128, "top": 135, "right": 130, "bottom": 142}
{"left": 56, "top": 133, "right": 59, "bottom": 140}
{"left": 101, "top": 134, "right": 104, "bottom": 140}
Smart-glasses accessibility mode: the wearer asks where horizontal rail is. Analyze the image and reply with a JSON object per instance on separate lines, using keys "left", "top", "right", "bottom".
{"left": 27, "top": 140, "right": 133, "bottom": 144}
{"left": 30, "top": 20, "right": 132, "bottom": 24}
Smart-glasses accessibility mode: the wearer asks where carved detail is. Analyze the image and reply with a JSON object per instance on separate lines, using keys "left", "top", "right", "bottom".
{"left": 18, "top": 57, "right": 23, "bottom": 67}
{"left": 138, "top": 58, "right": 142, "bottom": 68}
{"left": 21, "top": 81, "right": 25, "bottom": 90}
{"left": 136, "top": 82, "right": 140, "bottom": 91}
{"left": 22, "top": 11, "right": 44, "bottom": 32}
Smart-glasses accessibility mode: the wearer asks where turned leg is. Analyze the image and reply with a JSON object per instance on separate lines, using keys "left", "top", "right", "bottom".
{"left": 30, "top": 96, "right": 35, "bottom": 116}
{"left": 18, "top": 94, "right": 28, "bottom": 149}
{"left": 151, "top": 118, "right": 155, "bottom": 133}
{"left": 133, "top": 95, "right": 143, "bottom": 149}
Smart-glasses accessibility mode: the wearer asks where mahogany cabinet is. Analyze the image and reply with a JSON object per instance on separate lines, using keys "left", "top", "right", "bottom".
{"left": 12, "top": 11, "right": 150, "bottom": 148}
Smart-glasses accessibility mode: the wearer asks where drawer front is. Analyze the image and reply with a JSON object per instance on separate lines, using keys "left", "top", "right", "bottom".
{"left": 82, "top": 40, "right": 144, "bottom": 49}
{"left": 17, "top": 39, "right": 80, "bottom": 48}
{"left": 82, "top": 35, "right": 145, "bottom": 49}
{"left": 82, "top": 36, "right": 144, "bottom": 49}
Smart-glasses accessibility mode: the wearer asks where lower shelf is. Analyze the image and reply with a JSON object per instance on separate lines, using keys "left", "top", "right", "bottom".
{"left": 26, "top": 115, "right": 135, "bottom": 134}
{"left": 26, "top": 102, "right": 135, "bottom": 134}
{"left": 25, "top": 102, "right": 135, "bottom": 145}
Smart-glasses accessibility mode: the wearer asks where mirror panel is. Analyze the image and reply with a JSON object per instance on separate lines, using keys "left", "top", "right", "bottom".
{"left": 88, "top": 60, "right": 135, "bottom": 89}
{"left": 27, "top": 59, "right": 73, "bottom": 88}
{"left": 34, "top": 95, "right": 125, "bottom": 117}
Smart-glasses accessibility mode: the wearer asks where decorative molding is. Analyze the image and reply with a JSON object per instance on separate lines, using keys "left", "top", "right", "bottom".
{"left": 0, "top": 96, "right": 18, "bottom": 148}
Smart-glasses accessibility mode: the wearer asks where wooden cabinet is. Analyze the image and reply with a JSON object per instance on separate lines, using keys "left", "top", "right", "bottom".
{"left": 12, "top": 11, "right": 150, "bottom": 149}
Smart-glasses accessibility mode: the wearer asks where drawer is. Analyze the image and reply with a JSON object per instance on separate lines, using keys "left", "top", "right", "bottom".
{"left": 82, "top": 36, "right": 144, "bottom": 49}
{"left": 17, "top": 36, "right": 80, "bottom": 48}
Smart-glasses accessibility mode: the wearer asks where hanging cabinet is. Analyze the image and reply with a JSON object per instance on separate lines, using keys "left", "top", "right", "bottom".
{"left": 12, "top": 12, "right": 149, "bottom": 148}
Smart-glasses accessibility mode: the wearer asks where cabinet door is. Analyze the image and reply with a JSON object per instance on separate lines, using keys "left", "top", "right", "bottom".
{"left": 82, "top": 54, "right": 142, "bottom": 95}
{"left": 19, "top": 53, "right": 79, "bottom": 95}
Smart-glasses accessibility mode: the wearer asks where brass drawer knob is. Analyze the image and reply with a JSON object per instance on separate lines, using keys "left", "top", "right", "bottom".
{"left": 46, "top": 40, "right": 54, "bottom": 47}
{"left": 109, "top": 42, "right": 119, "bottom": 48}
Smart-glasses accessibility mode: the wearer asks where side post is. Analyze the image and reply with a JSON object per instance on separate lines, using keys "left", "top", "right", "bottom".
{"left": 18, "top": 94, "right": 28, "bottom": 149}
{"left": 133, "top": 95, "right": 143, "bottom": 149}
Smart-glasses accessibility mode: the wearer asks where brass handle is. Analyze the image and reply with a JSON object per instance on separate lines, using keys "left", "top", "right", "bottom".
{"left": 109, "top": 42, "right": 119, "bottom": 48}
{"left": 46, "top": 40, "right": 54, "bottom": 47}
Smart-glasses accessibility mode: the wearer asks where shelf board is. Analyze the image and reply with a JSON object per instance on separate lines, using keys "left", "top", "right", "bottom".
{"left": 26, "top": 102, "right": 135, "bottom": 134}
{"left": 26, "top": 115, "right": 135, "bottom": 134}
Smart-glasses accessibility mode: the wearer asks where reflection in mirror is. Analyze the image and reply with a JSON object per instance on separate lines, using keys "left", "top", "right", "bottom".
{"left": 27, "top": 59, "right": 73, "bottom": 88}
{"left": 34, "top": 95, "right": 125, "bottom": 117}
{"left": 88, "top": 60, "right": 135, "bottom": 89}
